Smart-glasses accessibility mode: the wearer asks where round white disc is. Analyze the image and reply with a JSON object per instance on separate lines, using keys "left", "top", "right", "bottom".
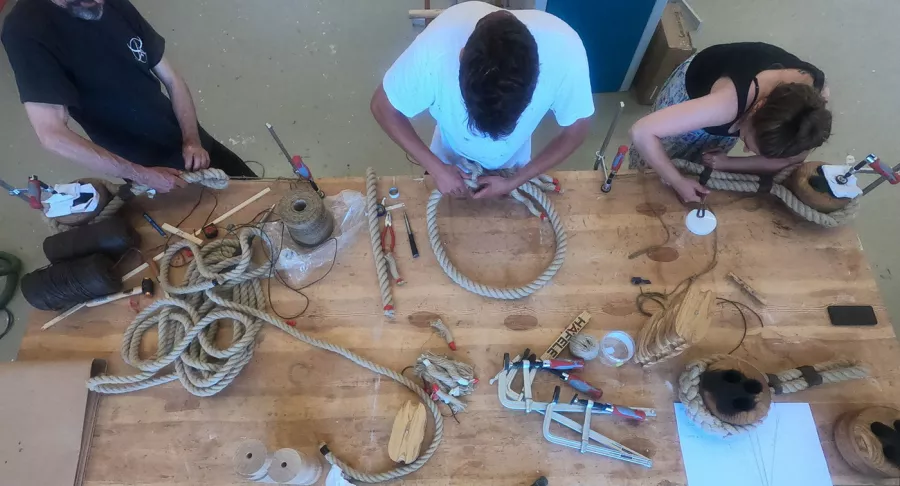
{"left": 686, "top": 209, "right": 718, "bottom": 236}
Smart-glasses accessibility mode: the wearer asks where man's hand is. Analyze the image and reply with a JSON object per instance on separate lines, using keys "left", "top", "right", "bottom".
{"left": 433, "top": 164, "right": 470, "bottom": 197}
{"left": 702, "top": 150, "right": 729, "bottom": 170}
{"left": 473, "top": 175, "right": 517, "bottom": 199}
{"left": 183, "top": 140, "right": 210, "bottom": 171}
{"left": 672, "top": 177, "right": 710, "bottom": 204}
{"left": 138, "top": 167, "right": 188, "bottom": 193}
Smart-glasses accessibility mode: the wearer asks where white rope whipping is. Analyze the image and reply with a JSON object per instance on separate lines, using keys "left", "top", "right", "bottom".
{"left": 86, "top": 227, "right": 443, "bottom": 483}
{"left": 366, "top": 167, "right": 394, "bottom": 318}
{"left": 425, "top": 160, "right": 567, "bottom": 299}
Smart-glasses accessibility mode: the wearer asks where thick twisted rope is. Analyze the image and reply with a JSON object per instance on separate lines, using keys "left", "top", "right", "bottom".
{"left": 85, "top": 227, "right": 443, "bottom": 483}
{"left": 767, "top": 359, "right": 869, "bottom": 394}
{"left": 425, "top": 161, "right": 567, "bottom": 299}
{"left": 671, "top": 159, "right": 859, "bottom": 227}
{"left": 47, "top": 169, "right": 230, "bottom": 234}
{"left": 678, "top": 356, "right": 763, "bottom": 437}
{"left": 679, "top": 355, "right": 868, "bottom": 437}
{"left": 365, "top": 167, "right": 394, "bottom": 318}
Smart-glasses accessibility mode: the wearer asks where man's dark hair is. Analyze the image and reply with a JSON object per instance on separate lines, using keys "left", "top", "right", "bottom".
{"left": 751, "top": 83, "right": 832, "bottom": 159}
{"left": 459, "top": 11, "right": 539, "bottom": 140}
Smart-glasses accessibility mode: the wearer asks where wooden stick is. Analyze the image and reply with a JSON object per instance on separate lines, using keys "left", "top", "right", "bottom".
{"left": 121, "top": 187, "right": 271, "bottom": 281}
{"left": 409, "top": 8, "right": 443, "bottom": 19}
{"left": 44, "top": 186, "right": 272, "bottom": 330}
{"left": 161, "top": 223, "right": 204, "bottom": 245}
{"left": 41, "top": 303, "right": 86, "bottom": 331}
{"left": 727, "top": 272, "right": 767, "bottom": 306}
{"left": 196, "top": 187, "right": 271, "bottom": 235}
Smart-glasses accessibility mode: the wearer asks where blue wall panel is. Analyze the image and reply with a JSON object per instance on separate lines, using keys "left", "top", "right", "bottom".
{"left": 546, "top": 0, "right": 658, "bottom": 93}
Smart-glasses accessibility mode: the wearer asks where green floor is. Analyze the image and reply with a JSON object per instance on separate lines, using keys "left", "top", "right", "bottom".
{"left": 0, "top": 0, "right": 898, "bottom": 360}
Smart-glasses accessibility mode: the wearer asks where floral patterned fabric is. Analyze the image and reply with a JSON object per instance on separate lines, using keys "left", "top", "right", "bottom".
{"left": 629, "top": 56, "right": 739, "bottom": 169}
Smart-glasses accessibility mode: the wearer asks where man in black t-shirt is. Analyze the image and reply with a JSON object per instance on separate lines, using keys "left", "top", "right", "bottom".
{"left": 2, "top": 0, "right": 256, "bottom": 192}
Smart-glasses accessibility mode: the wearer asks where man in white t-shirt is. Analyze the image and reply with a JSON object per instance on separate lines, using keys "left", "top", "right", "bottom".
{"left": 371, "top": 1, "right": 594, "bottom": 198}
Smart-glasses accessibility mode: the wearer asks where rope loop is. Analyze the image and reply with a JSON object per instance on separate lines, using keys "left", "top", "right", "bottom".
{"left": 426, "top": 161, "right": 567, "bottom": 299}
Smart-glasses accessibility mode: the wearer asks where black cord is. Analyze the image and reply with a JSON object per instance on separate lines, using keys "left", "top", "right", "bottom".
{"left": 244, "top": 160, "right": 266, "bottom": 178}
{"left": 717, "top": 297, "right": 764, "bottom": 355}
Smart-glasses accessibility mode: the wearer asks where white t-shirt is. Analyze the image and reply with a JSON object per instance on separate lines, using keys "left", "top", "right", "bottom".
{"left": 383, "top": 1, "right": 594, "bottom": 170}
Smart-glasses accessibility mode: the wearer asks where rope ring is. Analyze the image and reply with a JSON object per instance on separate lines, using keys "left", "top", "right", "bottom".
{"left": 425, "top": 181, "right": 567, "bottom": 299}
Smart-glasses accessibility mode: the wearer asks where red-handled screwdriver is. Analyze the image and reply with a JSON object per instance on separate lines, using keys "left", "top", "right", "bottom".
{"left": 601, "top": 145, "right": 629, "bottom": 193}
{"left": 265, "top": 122, "right": 325, "bottom": 198}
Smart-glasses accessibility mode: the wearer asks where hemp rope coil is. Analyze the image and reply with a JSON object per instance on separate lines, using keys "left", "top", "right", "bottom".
{"left": 276, "top": 188, "right": 335, "bottom": 247}
{"left": 425, "top": 160, "right": 567, "bottom": 299}
{"left": 671, "top": 159, "right": 859, "bottom": 228}
{"left": 47, "top": 169, "right": 230, "bottom": 233}
{"left": 678, "top": 354, "right": 869, "bottom": 437}
{"left": 365, "top": 167, "right": 394, "bottom": 318}
{"left": 85, "top": 227, "right": 443, "bottom": 483}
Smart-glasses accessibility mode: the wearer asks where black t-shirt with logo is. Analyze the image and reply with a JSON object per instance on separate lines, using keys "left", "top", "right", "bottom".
{"left": 2, "top": 0, "right": 203, "bottom": 169}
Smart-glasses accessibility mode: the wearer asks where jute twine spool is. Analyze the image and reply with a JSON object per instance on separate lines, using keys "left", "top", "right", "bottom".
{"left": 835, "top": 406, "right": 900, "bottom": 478}
{"left": 789, "top": 161, "right": 853, "bottom": 213}
{"left": 569, "top": 333, "right": 601, "bottom": 361}
{"left": 276, "top": 189, "right": 335, "bottom": 247}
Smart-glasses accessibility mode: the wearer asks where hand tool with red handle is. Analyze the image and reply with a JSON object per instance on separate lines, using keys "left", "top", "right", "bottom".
{"left": 27, "top": 176, "right": 43, "bottom": 209}
{"left": 868, "top": 154, "right": 898, "bottom": 184}
{"left": 548, "top": 369, "right": 603, "bottom": 400}
{"left": 601, "top": 145, "right": 629, "bottom": 193}
{"left": 570, "top": 395, "right": 650, "bottom": 421}
{"left": 511, "top": 357, "right": 585, "bottom": 371}
{"left": 265, "top": 122, "right": 325, "bottom": 197}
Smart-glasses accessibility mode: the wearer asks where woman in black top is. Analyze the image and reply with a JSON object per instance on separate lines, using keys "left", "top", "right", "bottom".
{"left": 629, "top": 42, "right": 832, "bottom": 203}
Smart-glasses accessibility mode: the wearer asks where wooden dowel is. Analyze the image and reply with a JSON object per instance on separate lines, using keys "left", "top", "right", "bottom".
{"left": 409, "top": 8, "right": 443, "bottom": 19}
{"left": 727, "top": 272, "right": 767, "bottom": 306}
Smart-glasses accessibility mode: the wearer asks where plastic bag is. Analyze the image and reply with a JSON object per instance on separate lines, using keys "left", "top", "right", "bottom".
{"left": 262, "top": 190, "right": 365, "bottom": 287}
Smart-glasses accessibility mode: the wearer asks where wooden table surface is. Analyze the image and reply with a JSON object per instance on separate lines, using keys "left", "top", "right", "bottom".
{"left": 19, "top": 171, "right": 900, "bottom": 486}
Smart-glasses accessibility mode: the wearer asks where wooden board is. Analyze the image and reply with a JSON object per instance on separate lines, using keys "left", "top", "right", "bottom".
{"left": 17, "top": 171, "right": 900, "bottom": 485}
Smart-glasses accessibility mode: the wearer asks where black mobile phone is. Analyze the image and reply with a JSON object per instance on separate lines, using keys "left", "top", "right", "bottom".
{"left": 827, "top": 305, "right": 877, "bottom": 327}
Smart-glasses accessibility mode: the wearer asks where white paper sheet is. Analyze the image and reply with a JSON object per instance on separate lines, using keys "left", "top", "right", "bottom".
{"left": 674, "top": 402, "right": 832, "bottom": 486}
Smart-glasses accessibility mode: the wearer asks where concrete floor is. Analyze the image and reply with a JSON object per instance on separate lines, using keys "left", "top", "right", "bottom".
{"left": 0, "top": 0, "right": 898, "bottom": 360}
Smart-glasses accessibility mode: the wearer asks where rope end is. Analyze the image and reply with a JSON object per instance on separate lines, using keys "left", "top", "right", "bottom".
{"left": 540, "top": 213, "right": 547, "bottom": 221}
{"left": 448, "top": 341, "right": 457, "bottom": 351}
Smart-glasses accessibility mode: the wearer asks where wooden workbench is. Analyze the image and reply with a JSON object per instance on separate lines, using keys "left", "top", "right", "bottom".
{"left": 18, "top": 171, "right": 900, "bottom": 485}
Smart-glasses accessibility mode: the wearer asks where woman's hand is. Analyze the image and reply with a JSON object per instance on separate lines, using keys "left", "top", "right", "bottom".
{"left": 702, "top": 150, "right": 729, "bottom": 169}
{"left": 672, "top": 177, "right": 710, "bottom": 204}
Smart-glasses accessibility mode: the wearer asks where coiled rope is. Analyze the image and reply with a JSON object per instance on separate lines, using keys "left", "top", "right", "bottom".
{"left": 365, "top": 167, "right": 394, "bottom": 318}
{"left": 671, "top": 159, "right": 859, "bottom": 227}
{"left": 47, "top": 169, "right": 230, "bottom": 233}
{"left": 678, "top": 354, "right": 868, "bottom": 437}
{"left": 425, "top": 160, "right": 567, "bottom": 299}
{"left": 85, "top": 227, "right": 443, "bottom": 483}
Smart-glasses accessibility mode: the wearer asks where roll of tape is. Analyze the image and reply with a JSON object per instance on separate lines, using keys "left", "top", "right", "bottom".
{"left": 233, "top": 439, "right": 271, "bottom": 481}
{"left": 600, "top": 330, "right": 635, "bottom": 367}
{"left": 267, "top": 448, "right": 323, "bottom": 485}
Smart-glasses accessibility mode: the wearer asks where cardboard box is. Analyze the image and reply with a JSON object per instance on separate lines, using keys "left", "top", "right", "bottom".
{"left": 631, "top": 4, "right": 695, "bottom": 105}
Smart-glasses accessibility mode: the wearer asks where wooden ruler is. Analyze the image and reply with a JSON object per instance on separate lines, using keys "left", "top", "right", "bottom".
{"left": 541, "top": 311, "right": 592, "bottom": 360}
